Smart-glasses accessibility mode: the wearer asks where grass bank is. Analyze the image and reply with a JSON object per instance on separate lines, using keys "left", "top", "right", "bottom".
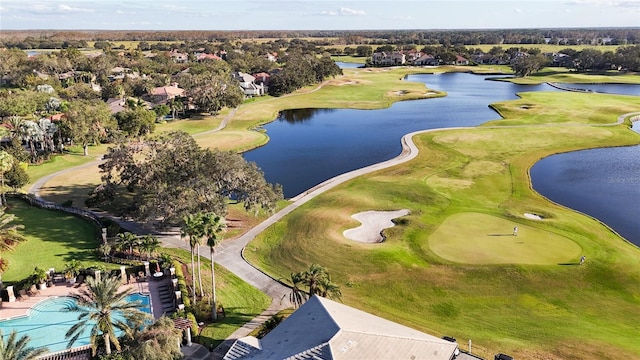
{"left": 2, "top": 198, "right": 104, "bottom": 283}
{"left": 160, "top": 248, "right": 270, "bottom": 349}
{"left": 244, "top": 90, "right": 640, "bottom": 359}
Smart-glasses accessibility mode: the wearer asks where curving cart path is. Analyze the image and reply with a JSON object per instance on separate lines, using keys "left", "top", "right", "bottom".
{"left": 28, "top": 98, "right": 640, "bottom": 356}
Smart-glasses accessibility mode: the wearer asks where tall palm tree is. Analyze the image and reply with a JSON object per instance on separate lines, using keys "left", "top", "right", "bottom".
{"left": 181, "top": 213, "right": 203, "bottom": 304}
{"left": 64, "top": 275, "right": 151, "bottom": 356}
{"left": 201, "top": 212, "right": 226, "bottom": 320}
{"left": 0, "top": 330, "right": 49, "bottom": 360}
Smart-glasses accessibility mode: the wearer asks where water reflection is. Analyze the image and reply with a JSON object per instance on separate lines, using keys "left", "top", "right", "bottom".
{"left": 278, "top": 108, "right": 335, "bottom": 124}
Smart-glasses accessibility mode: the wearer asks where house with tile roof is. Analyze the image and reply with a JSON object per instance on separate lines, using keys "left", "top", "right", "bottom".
{"left": 223, "top": 296, "right": 459, "bottom": 360}
{"left": 150, "top": 84, "right": 185, "bottom": 104}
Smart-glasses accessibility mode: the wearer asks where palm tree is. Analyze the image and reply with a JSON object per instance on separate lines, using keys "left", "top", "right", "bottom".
{"left": 64, "top": 275, "right": 151, "bottom": 356}
{"left": 284, "top": 264, "right": 342, "bottom": 308}
{"left": 116, "top": 232, "right": 139, "bottom": 257}
{"left": 139, "top": 234, "right": 161, "bottom": 260}
{"left": 158, "top": 252, "right": 173, "bottom": 269}
{"left": 181, "top": 213, "right": 203, "bottom": 304}
{"left": 201, "top": 212, "right": 226, "bottom": 320}
{"left": 282, "top": 271, "right": 308, "bottom": 308}
{"left": 0, "top": 330, "right": 49, "bottom": 360}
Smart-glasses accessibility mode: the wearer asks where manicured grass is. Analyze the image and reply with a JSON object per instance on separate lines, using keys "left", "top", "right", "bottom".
{"left": 429, "top": 213, "right": 582, "bottom": 264}
{"left": 25, "top": 144, "right": 109, "bottom": 189}
{"left": 495, "top": 68, "right": 640, "bottom": 85}
{"left": 2, "top": 198, "right": 104, "bottom": 283}
{"left": 160, "top": 248, "right": 270, "bottom": 349}
{"left": 330, "top": 55, "right": 368, "bottom": 63}
{"left": 244, "top": 90, "right": 640, "bottom": 359}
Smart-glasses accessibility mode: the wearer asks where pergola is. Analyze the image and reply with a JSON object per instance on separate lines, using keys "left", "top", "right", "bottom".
{"left": 173, "top": 317, "right": 194, "bottom": 346}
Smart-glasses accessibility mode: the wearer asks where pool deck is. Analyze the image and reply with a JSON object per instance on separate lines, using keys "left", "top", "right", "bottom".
{"left": 0, "top": 280, "right": 153, "bottom": 321}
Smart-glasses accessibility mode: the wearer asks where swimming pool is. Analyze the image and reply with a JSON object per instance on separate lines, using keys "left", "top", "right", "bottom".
{"left": 0, "top": 293, "right": 151, "bottom": 353}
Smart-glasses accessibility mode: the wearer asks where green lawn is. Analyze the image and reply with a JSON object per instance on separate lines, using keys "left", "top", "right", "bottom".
{"left": 429, "top": 213, "right": 582, "bottom": 264}
{"left": 160, "top": 248, "right": 270, "bottom": 349}
{"left": 243, "top": 90, "right": 640, "bottom": 360}
{"left": 14, "top": 66, "right": 640, "bottom": 359}
{"left": 2, "top": 198, "right": 103, "bottom": 283}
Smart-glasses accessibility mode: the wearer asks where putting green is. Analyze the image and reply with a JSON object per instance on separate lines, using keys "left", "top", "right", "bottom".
{"left": 429, "top": 212, "right": 582, "bottom": 265}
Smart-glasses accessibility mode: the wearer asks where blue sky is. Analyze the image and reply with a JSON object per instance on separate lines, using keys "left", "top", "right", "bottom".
{"left": 1, "top": 0, "right": 638, "bottom": 30}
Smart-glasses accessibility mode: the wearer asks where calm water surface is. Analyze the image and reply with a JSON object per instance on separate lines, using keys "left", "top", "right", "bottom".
{"left": 245, "top": 73, "right": 556, "bottom": 198}
{"left": 244, "top": 72, "right": 640, "bottom": 246}
{"left": 531, "top": 124, "right": 640, "bottom": 246}
{"left": 556, "top": 83, "right": 640, "bottom": 96}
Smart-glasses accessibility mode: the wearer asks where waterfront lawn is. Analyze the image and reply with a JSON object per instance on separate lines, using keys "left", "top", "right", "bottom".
{"left": 2, "top": 198, "right": 103, "bottom": 283}
{"left": 244, "top": 91, "right": 640, "bottom": 359}
{"left": 160, "top": 248, "right": 271, "bottom": 349}
{"left": 496, "top": 68, "right": 640, "bottom": 85}
{"left": 487, "top": 91, "right": 640, "bottom": 126}
{"left": 192, "top": 67, "right": 444, "bottom": 152}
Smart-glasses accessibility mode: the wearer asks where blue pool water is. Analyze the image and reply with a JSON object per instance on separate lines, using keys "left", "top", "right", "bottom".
{"left": 0, "top": 293, "right": 151, "bottom": 353}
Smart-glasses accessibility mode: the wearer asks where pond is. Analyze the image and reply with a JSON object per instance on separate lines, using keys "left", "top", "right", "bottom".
{"left": 334, "top": 61, "right": 365, "bottom": 69}
{"left": 531, "top": 124, "right": 640, "bottom": 247}
{"left": 243, "top": 72, "right": 640, "bottom": 246}
{"left": 555, "top": 83, "right": 640, "bottom": 96}
{"left": 245, "top": 73, "right": 556, "bottom": 198}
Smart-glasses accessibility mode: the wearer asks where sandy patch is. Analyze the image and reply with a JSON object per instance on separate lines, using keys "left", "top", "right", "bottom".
{"left": 343, "top": 209, "right": 410, "bottom": 243}
{"left": 524, "top": 213, "right": 544, "bottom": 220}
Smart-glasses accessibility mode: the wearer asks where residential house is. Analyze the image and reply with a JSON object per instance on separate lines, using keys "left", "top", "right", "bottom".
{"left": 149, "top": 84, "right": 185, "bottom": 104}
{"left": 106, "top": 98, "right": 127, "bottom": 114}
{"left": 195, "top": 52, "right": 222, "bottom": 62}
{"left": 403, "top": 50, "right": 424, "bottom": 64}
{"left": 223, "top": 296, "right": 460, "bottom": 360}
{"left": 455, "top": 55, "right": 469, "bottom": 65}
{"left": 232, "top": 72, "right": 265, "bottom": 97}
{"left": 414, "top": 54, "right": 440, "bottom": 66}
{"left": 252, "top": 72, "right": 271, "bottom": 86}
{"left": 371, "top": 51, "right": 406, "bottom": 66}
{"left": 264, "top": 52, "right": 278, "bottom": 62}
{"left": 108, "top": 67, "right": 141, "bottom": 82}
{"left": 169, "top": 49, "right": 189, "bottom": 63}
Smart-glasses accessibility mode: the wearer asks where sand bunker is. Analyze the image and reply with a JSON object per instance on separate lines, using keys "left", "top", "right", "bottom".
{"left": 343, "top": 209, "right": 410, "bottom": 243}
{"left": 524, "top": 213, "right": 543, "bottom": 220}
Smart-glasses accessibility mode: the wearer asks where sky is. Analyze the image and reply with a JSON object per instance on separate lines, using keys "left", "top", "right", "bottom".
{"left": 0, "top": 0, "right": 638, "bottom": 31}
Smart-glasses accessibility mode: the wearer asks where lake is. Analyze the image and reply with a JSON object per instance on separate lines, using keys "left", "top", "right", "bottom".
{"left": 531, "top": 124, "right": 640, "bottom": 246}
{"left": 243, "top": 72, "right": 640, "bottom": 246}
{"left": 245, "top": 73, "right": 556, "bottom": 198}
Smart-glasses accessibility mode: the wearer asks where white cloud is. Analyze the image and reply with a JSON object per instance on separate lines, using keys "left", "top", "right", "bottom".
{"left": 514, "top": 7, "right": 523, "bottom": 13}
{"left": 340, "top": 7, "right": 366, "bottom": 16}
{"left": 321, "top": 10, "right": 339, "bottom": 16}
{"left": 567, "top": 0, "right": 640, "bottom": 7}
{"left": 57, "top": 4, "right": 93, "bottom": 13}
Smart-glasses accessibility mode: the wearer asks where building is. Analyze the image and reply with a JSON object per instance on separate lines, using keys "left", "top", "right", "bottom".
{"left": 371, "top": 51, "right": 406, "bottom": 66}
{"left": 224, "top": 296, "right": 459, "bottom": 360}
{"left": 149, "top": 84, "right": 185, "bottom": 104}
{"left": 232, "top": 72, "right": 265, "bottom": 97}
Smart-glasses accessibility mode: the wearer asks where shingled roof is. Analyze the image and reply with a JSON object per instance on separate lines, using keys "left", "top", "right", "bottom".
{"left": 224, "top": 296, "right": 458, "bottom": 360}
